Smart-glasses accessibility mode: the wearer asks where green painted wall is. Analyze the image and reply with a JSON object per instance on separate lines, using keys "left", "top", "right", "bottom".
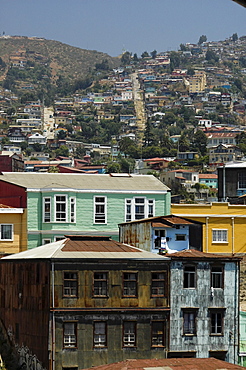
{"left": 27, "top": 190, "right": 171, "bottom": 249}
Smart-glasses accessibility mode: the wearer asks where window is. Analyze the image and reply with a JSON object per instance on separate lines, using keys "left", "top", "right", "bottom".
{"left": 94, "top": 196, "right": 106, "bottom": 224}
{"left": 63, "top": 322, "right": 77, "bottom": 347}
{"left": 93, "top": 272, "right": 107, "bottom": 296}
{"left": 210, "top": 311, "right": 224, "bottom": 335}
{"left": 43, "top": 197, "right": 51, "bottom": 222}
{"left": 211, "top": 265, "right": 223, "bottom": 288}
{"left": 212, "top": 229, "right": 228, "bottom": 243}
{"left": 183, "top": 310, "right": 197, "bottom": 335}
{"left": 0, "top": 224, "right": 13, "bottom": 241}
{"left": 176, "top": 234, "right": 186, "bottom": 241}
{"left": 151, "top": 272, "right": 166, "bottom": 297}
{"left": 123, "top": 273, "right": 137, "bottom": 297}
{"left": 125, "top": 198, "right": 155, "bottom": 222}
{"left": 154, "top": 229, "right": 165, "bottom": 249}
{"left": 70, "top": 198, "right": 76, "bottom": 223}
{"left": 184, "top": 265, "right": 196, "bottom": 288}
{"left": 63, "top": 272, "right": 78, "bottom": 297}
{"left": 42, "top": 238, "right": 51, "bottom": 245}
{"left": 123, "top": 322, "right": 136, "bottom": 347}
{"left": 94, "top": 322, "right": 107, "bottom": 347}
{"left": 55, "top": 236, "right": 65, "bottom": 241}
{"left": 238, "top": 172, "right": 246, "bottom": 189}
{"left": 55, "top": 195, "right": 67, "bottom": 222}
{"left": 151, "top": 321, "right": 166, "bottom": 347}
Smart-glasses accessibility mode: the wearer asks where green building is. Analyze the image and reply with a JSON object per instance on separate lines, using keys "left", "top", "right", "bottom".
{"left": 0, "top": 172, "right": 170, "bottom": 249}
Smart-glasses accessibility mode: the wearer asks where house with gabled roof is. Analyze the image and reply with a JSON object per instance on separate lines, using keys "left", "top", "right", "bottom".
{"left": 0, "top": 172, "right": 170, "bottom": 248}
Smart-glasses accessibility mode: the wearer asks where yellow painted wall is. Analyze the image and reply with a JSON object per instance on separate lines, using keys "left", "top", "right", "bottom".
{"left": 172, "top": 202, "right": 246, "bottom": 254}
{"left": 0, "top": 210, "right": 27, "bottom": 255}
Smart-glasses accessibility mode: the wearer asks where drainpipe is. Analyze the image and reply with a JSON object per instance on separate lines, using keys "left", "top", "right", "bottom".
{"left": 223, "top": 164, "right": 226, "bottom": 202}
{"left": 232, "top": 217, "right": 235, "bottom": 255}
{"left": 206, "top": 217, "right": 209, "bottom": 253}
{"left": 52, "top": 261, "right": 55, "bottom": 370}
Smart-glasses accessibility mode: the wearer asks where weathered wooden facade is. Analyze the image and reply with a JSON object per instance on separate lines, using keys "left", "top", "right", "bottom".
{"left": 0, "top": 235, "right": 170, "bottom": 370}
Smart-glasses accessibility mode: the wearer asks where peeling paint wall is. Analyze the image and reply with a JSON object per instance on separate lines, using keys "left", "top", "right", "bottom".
{"left": 170, "top": 260, "right": 239, "bottom": 363}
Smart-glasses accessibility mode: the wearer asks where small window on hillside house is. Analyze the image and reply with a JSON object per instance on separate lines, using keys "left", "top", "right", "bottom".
{"left": 63, "top": 322, "right": 77, "bottom": 348}
{"left": 0, "top": 224, "right": 13, "bottom": 240}
{"left": 210, "top": 310, "right": 224, "bottom": 335}
{"left": 151, "top": 321, "right": 166, "bottom": 347}
{"left": 151, "top": 272, "right": 166, "bottom": 296}
{"left": 94, "top": 196, "right": 106, "bottom": 224}
{"left": 63, "top": 272, "right": 78, "bottom": 297}
{"left": 93, "top": 272, "right": 108, "bottom": 296}
{"left": 123, "top": 272, "right": 137, "bottom": 297}
{"left": 212, "top": 229, "right": 228, "bottom": 243}
{"left": 183, "top": 310, "right": 197, "bottom": 336}
{"left": 184, "top": 265, "right": 196, "bottom": 288}
{"left": 211, "top": 265, "right": 223, "bottom": 289}
{"left": 123, "top": 322, "right": 136, "bottom": 347}
{"left": 55, "top": 195, "right": 67, "bottom": 222}
{"left": 94, "top": 322, "right": 107, "bottom": 347}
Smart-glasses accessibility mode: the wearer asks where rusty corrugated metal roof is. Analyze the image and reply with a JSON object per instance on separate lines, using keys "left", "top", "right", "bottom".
{"left": 167, "top": 249, "right": 241, "bottom": 260}
{"left": 62, "top": 237, "right": 140, "bottom": 252}
{"left": 81, "top": 357, "right": 244, "bottom": 370}
{"left": 120, "top": 215, "right": 196, "bottom": 226}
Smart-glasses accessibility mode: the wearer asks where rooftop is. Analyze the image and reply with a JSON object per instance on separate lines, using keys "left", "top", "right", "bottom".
{"left": 167, "top": 248, "right": 241, "bottom": 260}
{"left": 2, "top": 235, "right": 169, "bottom": 261}
{"left": 0, "top": 172, "right": 170, "bottom": 192}
{"left": 119, "top": 215, "right": 197, "bottom": 227}
{"left": 81, "top": 357, "right": 244, "bottom": 370}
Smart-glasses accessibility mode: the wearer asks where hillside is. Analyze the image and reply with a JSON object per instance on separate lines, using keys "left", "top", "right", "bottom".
{"left": 0, "top": 36, "right": 120, "bottom": 99}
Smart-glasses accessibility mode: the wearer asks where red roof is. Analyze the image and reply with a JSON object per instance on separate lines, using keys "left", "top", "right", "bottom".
{"left": 167, "top": 249, "right": 241, "bottom": 260}
{"left": 62, "top": 235, "right": 140, "bottom": 253}
{"left": 199, "top": 174, "right": 217, "bottom": 179}
{"left": 82, "top": 357, "right": 244, "bottom": 370}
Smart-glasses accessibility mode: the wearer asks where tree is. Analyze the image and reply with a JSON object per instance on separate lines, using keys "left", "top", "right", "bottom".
{"left": 232, "top": 33, "right": 238, "bottom": 42}
{"left": 141, "top": 51, "right": 149, "bottom": 59}
{"left": 150, "top": 50, "right": 157, "bottom": 59}
{"left": 133, "top": 53, "right": 138, "bottom": 62}
{"left": 198, "top": 35, "right": 207, "bottom": 45}
{"left": 31, "top": 143, "right": 42, "bottom": 152}
{"left": 192, "top": 130, "right": 207, "bottom": 156}
{"left": 179, "top": 43, "right": 188, "bottom": 51}
{"left": 205, "top": 49, "right": 219, "bottom": 63}
{"left": 56, "top": 145, "right": 69, "bottom": 157}
{"left": 121, "top": 51, "right": 132, "bottom": 65}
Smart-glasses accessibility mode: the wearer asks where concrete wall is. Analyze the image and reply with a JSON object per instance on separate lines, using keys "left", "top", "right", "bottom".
{"left": 170, "top": 260, "right": 239, "bottom": 363}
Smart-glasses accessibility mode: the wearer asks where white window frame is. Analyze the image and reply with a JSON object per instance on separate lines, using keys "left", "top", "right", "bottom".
{"left": 94, "top": 196, "right": 107, "bottom": 224}
{"left": 125, "top": 197, "right": 155, "bottom": 222}
{"left": 212, "top": 229, "right": 228, "bottom": 243}
{"left": 70, "top": 197, "right": 76, "bottom": 223}
{"left": 55, "top": 194, "right": 68, "bottom": 223}
{"left": 0, "top": 224, "right": 13, "bottom": 241}
{"left": 43, "top": 197, "right": 51, "bottom": 223}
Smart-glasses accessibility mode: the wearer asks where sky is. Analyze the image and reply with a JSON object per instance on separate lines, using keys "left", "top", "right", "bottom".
{"left": 1, "top": 0, "right": 246, "bottom": 57}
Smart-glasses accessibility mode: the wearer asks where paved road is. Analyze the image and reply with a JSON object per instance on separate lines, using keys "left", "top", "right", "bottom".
{"left": 131, "top": 72, "right": 147, "bottom": 145}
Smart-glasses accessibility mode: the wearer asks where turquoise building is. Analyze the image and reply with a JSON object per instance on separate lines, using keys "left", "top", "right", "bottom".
{"left": 0, "top": 172, "right": 170, "bottom": 249}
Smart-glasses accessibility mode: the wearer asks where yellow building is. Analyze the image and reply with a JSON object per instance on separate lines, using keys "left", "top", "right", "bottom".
{"left": 0, "top": 204, "right": 27, "bottom": 255}
{"left": 172, "top": 202, "right": 246, "bottom": 254}
{"left": 189, "top": 70, "right": 206, "bottom": 94}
